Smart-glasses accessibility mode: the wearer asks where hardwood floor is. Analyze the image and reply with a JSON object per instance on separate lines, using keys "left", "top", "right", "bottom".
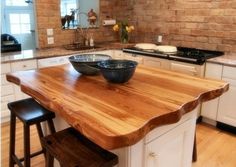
{"left": 1, "top": 120, "right": 45, "bottom": 167}
{"left": 1, "top": 121, "right": 236, "bottom": 167}
{"left": 192, "top": 123, "right": 236, "bottom": 167}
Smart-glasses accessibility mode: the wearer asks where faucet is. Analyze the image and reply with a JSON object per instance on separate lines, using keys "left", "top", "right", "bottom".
{"left": 74, "top": 11, "right": 89, "bottom": 46}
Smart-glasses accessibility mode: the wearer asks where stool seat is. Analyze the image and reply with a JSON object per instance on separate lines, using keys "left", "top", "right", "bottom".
{"left": 8, "top": 98, "right": 55, "bottom": 125}
{"left": 41, "top": 127, "right": 118, "bottom": 167}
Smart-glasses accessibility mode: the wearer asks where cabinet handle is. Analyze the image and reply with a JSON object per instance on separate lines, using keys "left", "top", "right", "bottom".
{"left": 149, "top": 152, "right": 157, "bottom": 158}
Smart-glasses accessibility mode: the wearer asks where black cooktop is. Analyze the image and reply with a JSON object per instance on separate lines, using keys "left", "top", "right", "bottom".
{"left": 123, "top": 47, "right": 224, "bottom": 65}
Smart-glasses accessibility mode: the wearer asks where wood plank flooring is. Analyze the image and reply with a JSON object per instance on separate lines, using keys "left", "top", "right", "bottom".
{"left": 1, "top": 121, "right": 236, "bottom": 167}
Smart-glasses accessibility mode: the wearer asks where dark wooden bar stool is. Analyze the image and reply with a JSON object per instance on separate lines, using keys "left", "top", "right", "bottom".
{"left": 8, "top": 98, "right": 56, "bottom": 167}
{"left": 41, "top": 127, "right": 118, "bottom": 167}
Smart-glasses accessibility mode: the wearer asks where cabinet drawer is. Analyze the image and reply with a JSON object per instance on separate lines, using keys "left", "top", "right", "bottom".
{"left": 1, "top": 74, "right": 11, "bottom": 86}
{"left": 1, "top": 84, "right": 14, "bottom": 96}
{"left": 38, "top": 56, "right": 69, "bottom": 68}
{"left": 1, "top": 94, "right": 15, "bottom": 111}
{"left": 222, "top": 66, "right": 236, "bottom": 80}
{"left": 143, "top": 57, "right": 169, "bottom": 69}
{"left": 1, "top": 63, "right": 11, "bottom": 74}
{"left": 1, "top": 109, "right": 10, "bottom": 122}
{"left": 11, "top": 60, "right": 37, "bottom": 72}
{"left": 170, "top": 61, "right": 202, "bottom": 76}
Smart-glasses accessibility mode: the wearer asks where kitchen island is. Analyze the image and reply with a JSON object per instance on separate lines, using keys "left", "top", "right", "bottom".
{"left": 6, "top": 64, "right": 228, "bottom": 167}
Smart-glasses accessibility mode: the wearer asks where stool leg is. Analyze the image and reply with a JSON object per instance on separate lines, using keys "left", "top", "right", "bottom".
{"left": 192, "top": 132, "right": 197, "bottom": 162}
{"left": 36, "top": 123, "right": 46, "bottom": 157}
{"left": 47, "top": 119, "right": 56, "bottom": 134}
{"left": 9, "top": 113, "right": 16, "bottom": 167}
{"left": 46, "top": 151, "right": 54, "bottom": 167}
{"left": 24, "top": 124, "right": 30, "bottom": 167}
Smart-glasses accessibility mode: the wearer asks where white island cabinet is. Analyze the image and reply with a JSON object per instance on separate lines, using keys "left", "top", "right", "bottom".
{"left": 54, "top": 109, "right": 197, "bottom": 167}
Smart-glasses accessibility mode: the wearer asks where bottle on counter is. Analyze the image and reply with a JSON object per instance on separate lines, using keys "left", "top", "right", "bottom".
{"left": 89, "top": 34, "right": 94, "bottom": 47}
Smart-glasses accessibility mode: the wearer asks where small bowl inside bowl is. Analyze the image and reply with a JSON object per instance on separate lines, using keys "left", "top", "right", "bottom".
{"left": 97, "top": 59, "right": 138, "bottom": 83}
{"left": 69, "top": 54, "right": 111, "bottom": 75}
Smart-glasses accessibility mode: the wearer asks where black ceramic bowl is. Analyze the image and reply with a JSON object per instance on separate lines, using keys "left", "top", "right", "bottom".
{"left": 97, "top": 60, "right": 138, "bottom": 83}
{"left": 69, "top": 54, "right": 111, "bottom": 75}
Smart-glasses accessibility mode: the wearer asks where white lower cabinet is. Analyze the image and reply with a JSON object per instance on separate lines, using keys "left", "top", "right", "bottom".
{"left": 1, "top": 63, "right": 15, "bottom": 123}
{"left": 201, "top": 63, "right": 223, "bottom": 122}
{"left": 217, "top": 77, "right": 236, "bottom": 126}
{"left": 201, "top": 62, "right": 236, "bottom": 127}
{"left": 1, "top": 60, "right": 37, "bottom": 122}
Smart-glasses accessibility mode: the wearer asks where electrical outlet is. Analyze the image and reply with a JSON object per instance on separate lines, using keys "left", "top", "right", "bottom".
{"left": 47, "top": 29, "right": 54, "bottom": 36}
{"left": 157, "top": 35, "right": 162, "bottom": 43}
{"left": 47, "top": 37, "right": 54, "bottom": 44}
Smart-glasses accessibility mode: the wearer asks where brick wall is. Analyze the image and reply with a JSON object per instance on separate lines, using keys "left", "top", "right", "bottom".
{"left": 35, "top": 0, "right": 236, "bottom": 53}
{"left": 130, "top": 0, "right": 236, "bottom": 53}
{"left": 35, "top": 0, "right": 130, "bottom": 48}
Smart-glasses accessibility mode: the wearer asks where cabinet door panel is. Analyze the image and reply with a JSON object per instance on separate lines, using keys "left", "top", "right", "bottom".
{"left": 201, "top": 63, "right": 223, "bottom": 120}
{"left": 1, "top": 85, "right": 14, "bottom": 96}
{"left": 217, "top": 77, "right": 236, "bottom": 126}
{"left": 222, "top": 66, "right": 236, "bottom": 80}
{"left": 1, "top": 63, "right": 11, "bottom": 74}
{"left": 145, "top": 119, "right": 195, "bottom": 167}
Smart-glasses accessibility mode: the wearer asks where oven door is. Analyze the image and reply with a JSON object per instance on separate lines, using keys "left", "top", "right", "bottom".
{"left": 170, "top": 61, "right": 205, "bottom": 77}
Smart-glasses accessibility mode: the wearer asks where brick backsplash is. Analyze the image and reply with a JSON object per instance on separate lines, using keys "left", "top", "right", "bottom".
{"left": 129, "top": 0, "right": 236, "bottom": 53}
{"left": 35, "top": 0, "right": 236, "bottom": 53}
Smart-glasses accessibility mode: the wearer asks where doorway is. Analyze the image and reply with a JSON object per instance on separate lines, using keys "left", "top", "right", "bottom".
{"left": 1, "top": 0, "right": 37, "bottom": 50}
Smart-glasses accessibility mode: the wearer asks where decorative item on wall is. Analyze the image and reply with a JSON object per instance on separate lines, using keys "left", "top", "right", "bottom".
{"left": 87, "top": 9, "right": 97, "bottom": 26}
{"left": 61, "top": 8, "right": 78, "bottom": 29}
{"left": 113, "top": 20, "right": 134, "bottom": 43}
{"left": 60, "top": 0, "right": 99, "bottom": 29}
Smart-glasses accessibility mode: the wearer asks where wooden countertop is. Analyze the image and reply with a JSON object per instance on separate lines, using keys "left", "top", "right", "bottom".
{"left": 6, "top": 64, "right": 228, "bottom": 149}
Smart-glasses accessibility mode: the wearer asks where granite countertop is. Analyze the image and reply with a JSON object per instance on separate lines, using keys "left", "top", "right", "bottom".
{"left": 2, "top": 43, "right": 236, "bottom": 68}
{"left": 1, "top": 42, "right": 134, "bottom": 64}
{"left": 207, "top": 53, "right": 236, "bottom": 67}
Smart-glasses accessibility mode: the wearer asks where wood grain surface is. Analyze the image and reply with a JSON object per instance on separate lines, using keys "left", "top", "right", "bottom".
{"left": 6, "top": 64, "right": 229, "bottom": 149}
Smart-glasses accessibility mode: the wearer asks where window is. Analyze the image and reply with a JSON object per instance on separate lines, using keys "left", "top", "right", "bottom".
{"left": 6, "top": 0, "right": 28, "bottom": 6}
{"left": 9, "top": 14, "right": 31, "bottom": 34}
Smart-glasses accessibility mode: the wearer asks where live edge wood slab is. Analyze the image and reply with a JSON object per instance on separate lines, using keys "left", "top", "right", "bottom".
{"left": 6, "top": 64, "right": 228, "bottom": 150}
